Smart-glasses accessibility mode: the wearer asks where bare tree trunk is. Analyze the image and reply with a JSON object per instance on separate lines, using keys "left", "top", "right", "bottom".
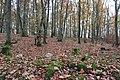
{"left": 34, "top": 0, "right": 42, "bottom": 46}
{"left": 63, "top": 0, "right": 69, "bottom": 38}
{"left": 16, "top": 0, "right": 23, "bottom": 36}
{"left": 73, "top": 7, "right": 76, "bottom": 38}
{"left": 80, "top": 20, "right": 83, "bottom": 38}
{"left": 35, "top": 0, "right": 39, "bottom": 33}
{"left": 47, "top": 0, "right": 49, "bottom": 36}
{"left": 30, "top": 0, "right": 35, "bottom": 35}
{"left": 58, "top": 0, "right": 63, "bottom": 42}
{"left": 88, "top": 20, "right": 91, "bottom": 38}
{"left": 56, "top": 1, "right": 59, "bottom": 36}
{"left": 70, "top": 15, "right": 72, "bottom": 38}
{"left": 16, "top": 0, "right": 20, "bottom": 34}
{"left": 22, "top": 0, "right": 28, "bottom": 37}
{"left": 91, "top": 0, "right": 95, "bottom": 43}
{"left": 42, "top": 1, "right": 47, "bottom": 44}
{"left": 51, "top": 0, "right": 54, "bottom": 37}
{"left": 95, "top": 2, "right": 99, "bottom": 44}
{"left": 114, "top": 0, "right": 120, "bottom": 46}
{"left": 78, "top": 0, "right": 81, "bottom": 44}
{"left": 84, "top": 20, "right": 87, "bottom": 43}
{"left": 0, "top": 0, "right": 3, "bottom": 33}
{"left": 103, "top": 10, "right": 106, "bottom": 40}
{"left": 53, "top": 0, "right": 57, "bottom": 36}
{"left": 87, "top": 0, "right": 90, "bottom": 38}
{"left": 5, "top": 0, "right": 11, "bottom": 45}
{"left": 106, "top": 7, "right": 110, "bottom": 42}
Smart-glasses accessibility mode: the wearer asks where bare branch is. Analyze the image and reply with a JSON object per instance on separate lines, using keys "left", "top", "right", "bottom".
{"left": 118, "top": 2, "right": 120, "bottom": 10}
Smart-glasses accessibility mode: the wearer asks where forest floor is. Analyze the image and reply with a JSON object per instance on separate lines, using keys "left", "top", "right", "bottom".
{"left": 0, "top": 33, "right": 120, "bottom": 80}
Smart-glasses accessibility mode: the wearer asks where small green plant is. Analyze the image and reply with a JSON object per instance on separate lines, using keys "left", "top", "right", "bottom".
{"left": 77, "top": 62, "right": 87, "bottom": 71}
{"left": 92, "top": 63, "right": 105, "bottom": 71}
{"left": 35, "top": 60, "right": 42, "bottom": 67}
{"left": 45, "top": 66, "right": 55, "bottom": 80}
{"left": 92, "top": 63, "right": 98, "bottom": 70}
{"left": 45, "top": 61, "right": 64, "bottom": 80}
{"left": 67, "top": 74, "right": 85, "bottom": 80}
{"left": 49, "top": 61, "right": 64, "bottom": 68}
{"left": 84, "top": 54, "right": 91, "bottom": 59}
{"left": 10, "top": 60, "right": 18, "bottom": 65}
{"left": 61, "top": 57, "right": 65, "bottom": 62}
{"left": 5, "top": 51, "right": 13, "bottom": 57}
{"left": 68, "top": 60, "right": 76, "bottom": 69}
{"left": 18, "top": 77, "right": 26, "bottom": 80}
{"left": 72, "top": 48, "right": 81, "bottom": 56}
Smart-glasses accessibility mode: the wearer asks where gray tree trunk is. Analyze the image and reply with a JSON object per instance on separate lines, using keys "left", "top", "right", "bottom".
{"left": 5, "top": 0, "right": 11, "bottom": 44}
{"left": 63, "top": 0, "right": 69, "bottom": 38}
{"left": 0, "top": 0, "right": 3, "bottom": 33}
{"left": 58, "top": 0, "right": 63, "bottom": 42}
{"left": 22, "top": 0, "right": 28, "bottom": 37}
{"left": 56, "top": 1, "right": 59, "bottom": 36}
{"left": 106, "top": 7, "right": 110, "bottom": 42}
{"left": 47, "top": 0, "right": 50, "bottom": 36}
{"left": 73, "top": 7, "right": 76, "bottom": 38}
{"left": 114, "top": 0, "right": 120, "bottom": 46}
{"left": 78, "top": 0, "right": 81, "bottom": 44}
{"left": 95, "top": 2, "right": 99, "bottom": 44}
{"left": 91, "top": 0, "right": 95, "bottom": 43}
{"left": 51, "top": 0, "right": 54, "bottom": 37}
{"left": 16, "top": 0, "right": 20, "bottom": 34}
{"left": 34, "top": 0, "right": 42, "bottom": 46}
{"left": 41, "top": 0, "right": 47, "bottom": 44}
{"left": 87, "top": 0, "right": 91, "bottom": 38}
{"left": 54, "top": 0, "right": 57, "bottom": 36}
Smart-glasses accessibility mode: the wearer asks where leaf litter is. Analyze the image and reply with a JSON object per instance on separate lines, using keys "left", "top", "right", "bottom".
{"left": 0, "top": 33, "right": 120, "bottom": 80}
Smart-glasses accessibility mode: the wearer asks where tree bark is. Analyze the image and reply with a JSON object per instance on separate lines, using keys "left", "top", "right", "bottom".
{"left": 114, "top": 0, "right": 119, "bottom": 46}
{"left": 87, "top": 0, "right": 90, "bottom": 38}
{"left": 42, "top": 1, "right": 47, "bottom": 44}
{"left": 16, "top": 0, "right": 20, "bottom": 34}
{"left": 91, "top": 0, "right": 95, "bottom": 43}
{"left": 0, "top": 0, "right": 3, "bottom": 33}
{"left": 5, "top": 0, "right": 11, "bottom": 45}
{"left": 78, "top": 0, "right": 81, "bottom": 44}
{"left": 47, "top": 0, "right": 50, "bottom": 36}
{"left": 58, "top": 0, "right": 63, "bottom": 42}
{"left": 22, "top": 0, "right": 28, "bottom": 37}
{"left": 63, "top": 0, "right": 69, "bottom": 38}
{"left": 53, "top": 0, "right": 57, "bottom": 36}
{"left": 73, "top": 7, "right": 76, "bottom": 38}
{"left": 106, "top": 7, "right": 110, "bottom": 42}
{"left": 51, "top": 0, "right": 54, "bottom": 37}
